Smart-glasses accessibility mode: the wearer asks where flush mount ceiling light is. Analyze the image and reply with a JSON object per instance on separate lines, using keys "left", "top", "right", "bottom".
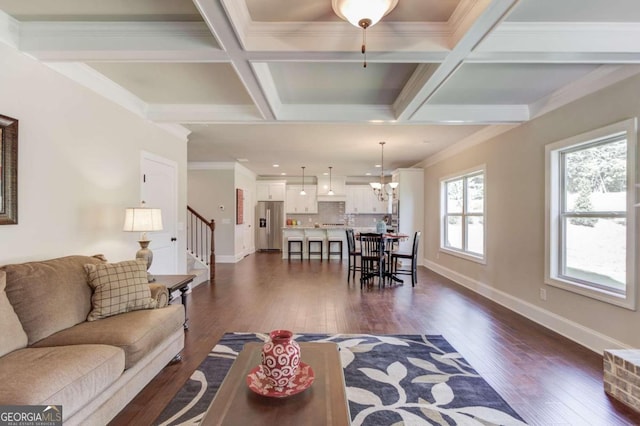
{"left": 332, "top": 0, "right": 398, "bottom": 67}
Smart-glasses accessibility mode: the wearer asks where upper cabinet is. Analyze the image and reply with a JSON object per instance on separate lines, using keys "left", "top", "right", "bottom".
{"left": 345, "top": 185, "right": 388, "bottom": 214}
{"left": 286, "top": 185, "right": 318, "bottom": 214}
{"left": 256, "top": 181, "right": 286, "bottom": 201}
{"left": 317, "top": 175, "right": 346, "bottom": 200}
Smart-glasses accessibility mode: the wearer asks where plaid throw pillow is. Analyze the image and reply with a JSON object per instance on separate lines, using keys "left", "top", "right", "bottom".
{"left": 85, "top": 260, "right": 157, "bottom": 321}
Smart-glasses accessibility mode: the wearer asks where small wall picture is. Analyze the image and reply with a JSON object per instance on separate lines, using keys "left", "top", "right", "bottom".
{"left": 236, "top": 188, "right": 244, "bottom": 224}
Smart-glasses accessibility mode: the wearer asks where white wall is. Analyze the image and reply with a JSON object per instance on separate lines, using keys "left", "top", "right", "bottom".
{"left": 0, "top": 43, "right": 188, "bottom": 270}
{"left": 421, "top": 72, "right": 640, "bottom": 353}
{"left": 187, "top": 163, "right": 257, "bottom": 262}
{"left": 187, "top": 166, "right": 235, "bottom": 260}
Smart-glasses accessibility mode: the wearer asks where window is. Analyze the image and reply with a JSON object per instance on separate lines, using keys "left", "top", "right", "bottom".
{"left": 546, "top": 119, "right": 637, "bottom": 309}
{"left": 441, "top": 167, "right": 485, "bottom": 262}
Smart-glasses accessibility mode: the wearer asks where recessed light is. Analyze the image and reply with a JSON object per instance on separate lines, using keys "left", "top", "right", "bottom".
{"left": 323, "top": 172, "right": 329, "bottom": 176}
{"left": 273, "top": 164, "right": 280, "bottom": 168}
{"left": 365, "top": 172, "right": 372, "bottom": 176}
{"left": 281, "top": 172, "right": 286, "bottom": 175}
{"left": 375, "top": 164, "right": 381, "bottom": 168}
{"left": 237, "top": 158, "right": 249, "bottom": 162}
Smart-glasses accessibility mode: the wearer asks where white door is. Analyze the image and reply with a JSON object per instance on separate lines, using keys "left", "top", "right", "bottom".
{"left": 141, "top": 151, "right": 178, "bottom": 274}
{"left": 243, "top": 188, "right": 253, "bottom": 255}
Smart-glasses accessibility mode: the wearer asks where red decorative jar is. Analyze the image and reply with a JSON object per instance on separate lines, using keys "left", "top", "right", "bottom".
{"left": 261, "top": 330, "right": 301, "bottom": 388}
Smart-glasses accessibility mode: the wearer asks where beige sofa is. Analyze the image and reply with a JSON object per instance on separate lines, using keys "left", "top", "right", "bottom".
{"left": 0, "top": 255, "right": 185, "bottom": 425}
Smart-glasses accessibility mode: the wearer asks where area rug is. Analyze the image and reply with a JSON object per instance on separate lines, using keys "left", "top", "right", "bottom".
{"left": 155, "top": 333, "right": 527, "bottom": 425}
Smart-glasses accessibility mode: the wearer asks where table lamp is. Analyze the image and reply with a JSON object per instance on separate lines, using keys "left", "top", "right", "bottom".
{"left": 123, "top": 201, "right": 163, "bottom": 282}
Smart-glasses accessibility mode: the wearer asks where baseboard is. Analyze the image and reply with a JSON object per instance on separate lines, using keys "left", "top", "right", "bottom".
{"left": 216, "top": 255, "right": 238, "bottom": 263}
{"left": 423, "top": 259, "right": 630, "bottom": 354}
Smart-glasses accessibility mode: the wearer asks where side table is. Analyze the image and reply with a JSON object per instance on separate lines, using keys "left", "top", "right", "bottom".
{"left": 154, "top": 274, "right": 195, "bottom": 330}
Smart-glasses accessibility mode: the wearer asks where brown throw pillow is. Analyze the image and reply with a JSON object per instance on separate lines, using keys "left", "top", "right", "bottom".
{"left": 0, "top": 271, "right": 28, "bottom": 356}
{"left": 85, "top": 260, "right": 157, "bottom": 321}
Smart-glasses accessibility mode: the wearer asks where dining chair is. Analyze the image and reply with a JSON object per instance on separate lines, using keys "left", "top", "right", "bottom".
{"left": 359, "top": 233, "right": 386, "bottom": 288}
{"left": 345, "top": 229, "right": 361, "bottom": 282}
{"left": 390, "top": 231, "right": 421, "bottom": 286}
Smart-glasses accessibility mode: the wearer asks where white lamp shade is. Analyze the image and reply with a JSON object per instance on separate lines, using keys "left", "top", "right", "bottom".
{"left": 370, "top": 182, "right": 382, "bottom": 190}
{"left": 332, "top": 0, "right": 398, "bottom": 28}
{"left": 123, "top": 207, "right": 163, "bottom": 233}
{"left": 388, "top": 182, "right": 399, "bottom": 189}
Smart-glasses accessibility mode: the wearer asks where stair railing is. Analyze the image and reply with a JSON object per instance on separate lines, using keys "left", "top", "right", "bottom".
{"left": 187, "top": 206, "right": 215, "bottom": 281}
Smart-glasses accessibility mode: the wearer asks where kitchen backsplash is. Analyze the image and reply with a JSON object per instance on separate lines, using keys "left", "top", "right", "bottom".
{"left": 287, "top": 202, "right": 385, "bottom": 227}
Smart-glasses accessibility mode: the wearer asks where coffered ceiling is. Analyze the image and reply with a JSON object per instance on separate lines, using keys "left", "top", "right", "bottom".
{"left": 1, "top": 0, "right": 640, "bottom": 178}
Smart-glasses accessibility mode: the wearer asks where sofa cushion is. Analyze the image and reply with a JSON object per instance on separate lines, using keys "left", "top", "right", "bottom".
{"left": 85, "top": 260, "right": 157, "bottom": 321}
{"left": 32, "top": 304, "right": 184, "bottom": 369}
{"left": 0, "top": 344, "right": 124, "bottom": 421}
{"left": 1, "top": 255, "right": 105, "bottom": 345}
{"left": 0, "top": 271, "right": 28, "bottom": 357}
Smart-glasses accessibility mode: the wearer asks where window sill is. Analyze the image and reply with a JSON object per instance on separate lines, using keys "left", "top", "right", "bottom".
{"left": 545, "top": 276, "right": 635, "bottom": 310}
{"left": 439, "top": 248, "right": 486, "bottom": 265}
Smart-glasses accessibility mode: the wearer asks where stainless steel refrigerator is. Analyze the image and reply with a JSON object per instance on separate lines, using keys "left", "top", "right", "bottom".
{"left": 256, "top": 201, "right": 284, "bottom": 251}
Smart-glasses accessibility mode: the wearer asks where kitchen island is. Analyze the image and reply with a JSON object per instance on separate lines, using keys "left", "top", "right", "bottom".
{"left": 282, "top": 226, "right": 376, "bottom": 260}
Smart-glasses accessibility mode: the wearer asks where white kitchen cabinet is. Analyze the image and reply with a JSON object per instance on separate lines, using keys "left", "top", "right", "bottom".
{"left": 345, "top": 185, "right": 388, "bottom": 214}
{"left": 256, "top": 181, "right": 286, "bottom": 201}
{"left": 317, "top": 175, "right": 346, "bottom": 198}
{"left": 286, "top": 185, "right": 317, "bottom": 213}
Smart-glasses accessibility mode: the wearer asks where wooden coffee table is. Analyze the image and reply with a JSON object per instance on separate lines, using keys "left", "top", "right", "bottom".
{"left": 200, "top": 342, "right": 351, "bottom": 425}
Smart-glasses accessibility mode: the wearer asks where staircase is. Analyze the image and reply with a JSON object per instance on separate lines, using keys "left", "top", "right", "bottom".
{"left": 187, "top": 206, "right": 215, "bottom": 288}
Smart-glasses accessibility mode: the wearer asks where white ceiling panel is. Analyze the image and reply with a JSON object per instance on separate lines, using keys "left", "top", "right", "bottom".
{"left": 507, "top": 0, "right": 640, "bottom": 22}
{"left": 268, "top": 62, "right": 418, "bottom": 105}
{"left": 88, "top": 63, "right": 253, "bottom": 105}
{"left": 428, "top": 63, "right": 600, "bottom": 105}
{"left": 0, "top": 0, "right": 202, "bottom": 21}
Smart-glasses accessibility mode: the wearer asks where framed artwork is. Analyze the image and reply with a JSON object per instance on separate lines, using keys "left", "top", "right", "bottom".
{"left": 236, "top": 188, "right": 244, "bottom": 224}
{"left": 0, "top": 114, "right": 18, "bottom": 225}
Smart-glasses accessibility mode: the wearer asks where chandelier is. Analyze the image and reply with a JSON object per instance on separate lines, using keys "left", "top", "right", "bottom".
{"left": 332, "top": 0, "right": 399, "bottom": 67}
{"left": 370, "top": 141, "right": 398, "bottom": 202}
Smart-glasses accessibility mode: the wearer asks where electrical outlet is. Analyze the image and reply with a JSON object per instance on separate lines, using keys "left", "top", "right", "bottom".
{"left": 539, "top": 288, "right": 547, "bottom": 301}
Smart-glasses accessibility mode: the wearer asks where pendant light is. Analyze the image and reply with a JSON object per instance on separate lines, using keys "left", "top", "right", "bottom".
{"left": 369, "top": 141, "right": 398, "bottom": 202}
{"left": 328, "top": 166, "right": 335, "bottom": 196}
{"left": 332, "top": 0, "right": 399, "bottom": 67}
{"left": 300, "top": 166, "right": 306, "bottom": 196}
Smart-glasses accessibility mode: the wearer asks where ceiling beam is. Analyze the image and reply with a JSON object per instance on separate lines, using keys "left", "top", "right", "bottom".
{"left": 394, "top": 0, "right": 521, "bottom": 121}
{"left": 193, "top": 0, "right": 275, "bottom": 121}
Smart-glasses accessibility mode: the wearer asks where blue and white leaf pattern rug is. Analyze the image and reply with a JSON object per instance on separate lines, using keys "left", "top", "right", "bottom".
{"left": 155, "top": 333, "right": 527, "bottom": 425}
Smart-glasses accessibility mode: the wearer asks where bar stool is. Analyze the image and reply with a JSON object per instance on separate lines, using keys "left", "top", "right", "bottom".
{"left": 287, "top": 237, "right": 303, "bottom": 260}
{"left": 327, "top": 239, "right": 343, "bottom": 260}
{"left": 307, "top": 236, "right": 325, "bottom": 260}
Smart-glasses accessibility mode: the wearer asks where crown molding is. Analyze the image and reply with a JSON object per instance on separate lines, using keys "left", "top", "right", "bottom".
{"left": 46, "top": 62, "right": 148, "bottom": 117}
{"left": 188, "top": 162, "right": 236, "bottom": 170}
{"left": 0, "top": 9, "right": 19, "bottom": 49}
{"left": 147, "top": 104, "right": 263, "bottom": 123}
{"left": 235, "top": 162, "right": 257, "bottom": 179}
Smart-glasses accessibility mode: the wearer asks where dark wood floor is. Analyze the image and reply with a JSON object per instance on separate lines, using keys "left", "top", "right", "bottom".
{"left": 111, "top": 252, "right": 640, "bottom": 425}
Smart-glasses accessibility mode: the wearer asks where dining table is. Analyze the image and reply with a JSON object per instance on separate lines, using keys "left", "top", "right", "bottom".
{"left": 356, "top": 232, "right": 410, "bottom": 284}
